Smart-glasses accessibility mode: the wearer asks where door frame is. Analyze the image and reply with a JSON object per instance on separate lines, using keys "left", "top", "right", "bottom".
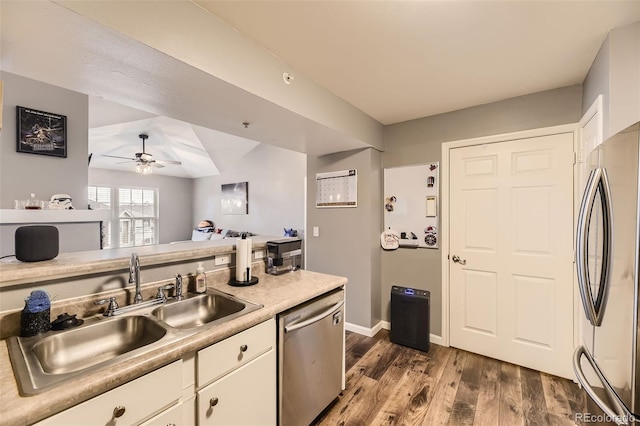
{"left": 440, "top": 123, "right": 579, "bottom": 347}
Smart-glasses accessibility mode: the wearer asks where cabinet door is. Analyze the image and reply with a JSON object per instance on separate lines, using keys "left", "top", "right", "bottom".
{"left": 197, "top": 350, "right": 276, "bottom": 426}
{"left": 36, "top": 361, "right": 182, "bottom": 426}
{"left": 139, "top": 401, "right": 183, "bottom": 426}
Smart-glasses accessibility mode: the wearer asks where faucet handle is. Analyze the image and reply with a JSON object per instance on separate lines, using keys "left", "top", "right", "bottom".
{"left": 95, "top": 297, "right": 119, "bottom": 316}
{"left": 156, "top": 284, "right": 175, "bottom": 301}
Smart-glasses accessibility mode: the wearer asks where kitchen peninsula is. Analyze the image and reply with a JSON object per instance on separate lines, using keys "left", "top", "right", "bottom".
{"left": 0, "top": 239, "right": 347, "bottom": 425}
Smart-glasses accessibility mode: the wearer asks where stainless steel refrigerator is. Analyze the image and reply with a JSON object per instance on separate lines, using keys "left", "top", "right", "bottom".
{"left": 574, "top": 122, "right": 640, "bottom": 425}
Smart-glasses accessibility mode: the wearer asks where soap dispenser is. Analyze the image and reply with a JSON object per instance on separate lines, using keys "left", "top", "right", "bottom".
{"left": 195, "top": 262, "right": 207, "bottom": 293}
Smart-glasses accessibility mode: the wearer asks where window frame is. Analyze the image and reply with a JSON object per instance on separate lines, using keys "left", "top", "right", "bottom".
{"left": 88, "top": 185, "right": 159, "bottom": 249}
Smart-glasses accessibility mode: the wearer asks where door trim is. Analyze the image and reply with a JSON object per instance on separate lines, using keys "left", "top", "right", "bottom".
{"left": 440, "top": 123, "right": 579, "bottom": 347}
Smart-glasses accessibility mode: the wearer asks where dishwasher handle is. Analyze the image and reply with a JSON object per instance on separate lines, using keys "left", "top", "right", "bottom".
{"left": 284, "top": 300, "right": 344, "bottom": 333}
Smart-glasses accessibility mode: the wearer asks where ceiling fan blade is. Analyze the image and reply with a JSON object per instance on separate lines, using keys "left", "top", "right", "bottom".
{"left": 155, "top": 159, "right": 182, "bottom": 165}
{"left": 102, "top": 154, "right": 136, "bottom": 161}
{"left": 116, "top": 160, "right": 136, "bottom": 164}
{"left": 150, "top": 162, "right": 165, "bottom": 168}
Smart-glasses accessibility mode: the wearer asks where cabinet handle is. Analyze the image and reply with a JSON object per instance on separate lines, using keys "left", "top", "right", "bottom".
{"left": 240, "top": 344, "right": 248, "bottom": 352}
{"left": 210, "top": 397, "right": 219, "bottom": 407}
{"left": 113, "top": 406, "right": 126, "bottom": 418}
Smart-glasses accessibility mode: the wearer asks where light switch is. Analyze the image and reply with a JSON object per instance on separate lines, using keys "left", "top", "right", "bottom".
{"left": 313, "top": 227, "right": 320, "bottom": 237}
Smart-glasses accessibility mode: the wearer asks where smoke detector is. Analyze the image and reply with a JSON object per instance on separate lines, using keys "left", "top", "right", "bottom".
{"left": 283, "top": 72, "right": 294, "bottom": 85}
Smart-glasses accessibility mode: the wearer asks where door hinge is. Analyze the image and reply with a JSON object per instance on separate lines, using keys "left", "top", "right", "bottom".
{"left": 574, "top": 151, "right": 583, "bottom": 165}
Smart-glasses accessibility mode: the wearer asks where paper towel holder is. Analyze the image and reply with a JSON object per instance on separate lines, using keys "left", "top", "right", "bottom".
{"left": 230, "top": 234, "right": 259, "bottom": 286}
{"left": 229, "top": 271, "right": 259, "bottom": 287}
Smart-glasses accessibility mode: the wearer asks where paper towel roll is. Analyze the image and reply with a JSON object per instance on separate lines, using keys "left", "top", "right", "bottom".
{"left": 235, "top": 237, "right": 252, "bottom": 282}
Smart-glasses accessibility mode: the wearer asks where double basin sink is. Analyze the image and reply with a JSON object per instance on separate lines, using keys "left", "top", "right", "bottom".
{"left": 7, "top": 289, "right": 262, "bottom": 395}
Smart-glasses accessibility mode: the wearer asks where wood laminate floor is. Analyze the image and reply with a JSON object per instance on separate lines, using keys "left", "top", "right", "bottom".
{"left": 313, "top": 330, "right": 613, "bottom": 426}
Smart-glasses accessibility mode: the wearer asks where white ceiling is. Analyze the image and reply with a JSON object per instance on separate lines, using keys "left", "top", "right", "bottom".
{"left": 89, "top": 109, "right": 260, "bottom": 178}
{"left": 197, "top": 1, "right": 640, "bottom": 125}
{"left": 3, "top": 1, "right": 639, "bottom": 178}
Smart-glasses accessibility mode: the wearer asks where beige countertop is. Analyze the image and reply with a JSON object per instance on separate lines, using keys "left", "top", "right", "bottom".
{"left": 0, "top": 269, "right": 347, "bottom": 425}
{"left": 0, "top": 237, "right": 280, "bottom": 287}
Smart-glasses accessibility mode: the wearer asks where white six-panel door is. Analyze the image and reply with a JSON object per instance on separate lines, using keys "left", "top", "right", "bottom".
{"left": 449, "top": 133, "right": 575, "bottom": 379}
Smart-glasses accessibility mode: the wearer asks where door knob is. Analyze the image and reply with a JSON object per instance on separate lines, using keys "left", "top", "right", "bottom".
{"left": 451, "top": 255, "right": 467, "bottom": 265}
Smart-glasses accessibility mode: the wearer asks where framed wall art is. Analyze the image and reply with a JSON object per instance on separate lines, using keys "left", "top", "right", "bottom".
{"left": 16, "top": 106, "right": 67, "bottom": 158}
{"left": 221, "top": 181, "right": 249, "bottom": 215}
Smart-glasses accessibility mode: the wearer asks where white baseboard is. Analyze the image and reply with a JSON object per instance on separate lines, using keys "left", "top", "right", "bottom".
{"left": 346, "top": 320, "right": 446, "bottom": 346}
{"left": 344, "top": 321, "right": 383, "bottom": 337}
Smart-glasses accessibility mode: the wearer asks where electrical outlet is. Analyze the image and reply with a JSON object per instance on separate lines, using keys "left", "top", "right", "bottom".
{"left": 254, "top": 250, "right": 265, "bottom": 259}
{"left": 214, "top": 255, "right": 230, "bottom": 266}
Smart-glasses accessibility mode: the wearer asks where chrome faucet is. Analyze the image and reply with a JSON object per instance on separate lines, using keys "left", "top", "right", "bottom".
{"left": 129, "top": 252, "right": 143, "bottom": 304}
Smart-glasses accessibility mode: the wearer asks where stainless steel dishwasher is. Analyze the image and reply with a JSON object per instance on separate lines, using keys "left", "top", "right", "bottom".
{"left": 278, "top": 287, "right": 345, "bottom": 426}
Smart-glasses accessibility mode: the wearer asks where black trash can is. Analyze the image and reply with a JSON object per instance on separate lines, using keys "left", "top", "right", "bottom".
{"left": 390, "top": 285, "right": 430, "bottom": 352}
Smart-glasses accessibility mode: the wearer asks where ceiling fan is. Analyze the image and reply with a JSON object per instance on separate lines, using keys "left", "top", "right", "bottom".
{"left": 102, "top": 133, "right": 182, "bottom": 174}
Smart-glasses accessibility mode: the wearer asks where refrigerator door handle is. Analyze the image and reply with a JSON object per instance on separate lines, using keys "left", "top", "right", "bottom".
{"left": 573, "top": 346, "right": 631, "bottom": 425}
{"left": 576, "top": 167, "right": 613, "bottom": 326}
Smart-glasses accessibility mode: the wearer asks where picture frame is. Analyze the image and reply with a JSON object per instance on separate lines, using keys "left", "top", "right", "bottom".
{"left": 221, "top": 181, "right": 249, "bottom": 215}
{"left": 16, "top": 106, "right": 67, "bottom": 158}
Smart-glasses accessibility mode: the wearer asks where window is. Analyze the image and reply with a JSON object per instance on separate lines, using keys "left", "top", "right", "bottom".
{"left": 88, "top": 186, "right": 158, "bottom": 249}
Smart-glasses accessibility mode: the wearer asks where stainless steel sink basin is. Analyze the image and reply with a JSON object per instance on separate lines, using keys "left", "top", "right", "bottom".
{"left": 7, "top": 288, "right": 262, "bottom": 395}
{"left": 8, "top": 315, "right": 169, "bottom": 394}
{"left": 151, "top": 291, "right": 255, "bottom": 329}
{"left": 33, "top": 315, "right": 166, "bottom": 374}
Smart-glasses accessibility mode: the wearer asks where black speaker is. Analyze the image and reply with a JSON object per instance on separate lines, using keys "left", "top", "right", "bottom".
{"left": 15, "top": 226, "right": 59, "bottom": 262}
{"left": 390, "top": 285, "right": 430, "bottom": 352}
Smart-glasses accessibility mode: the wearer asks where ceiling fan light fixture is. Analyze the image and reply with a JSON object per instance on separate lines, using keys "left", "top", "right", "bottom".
{"left": 136, "top": 163, "right": 152, "bottom": 175}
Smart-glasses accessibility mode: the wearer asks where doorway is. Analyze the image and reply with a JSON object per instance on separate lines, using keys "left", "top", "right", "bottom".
{"left": 442, "top": 127, "right": 576, "bottom": 379}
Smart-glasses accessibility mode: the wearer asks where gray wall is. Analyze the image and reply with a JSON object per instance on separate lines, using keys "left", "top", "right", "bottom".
{"left": 583, "top": 21, "right": 640, "bottom": 138}
{"left": 192, "top": 143, "right": 306, "bottom": 238}
{"left": 88, "top": 168, "right": 194, "bottom": 244}
{"left": 382, "top": 85, "right": 583, "bottom": 336}
{"left": 0, "top": 72, "right": 89, "bottom": 209}
{"left": 306, "top": 148, "right": 382, "bottom": 328}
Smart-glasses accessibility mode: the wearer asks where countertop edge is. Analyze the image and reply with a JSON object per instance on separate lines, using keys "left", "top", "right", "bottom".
{"left": 0, "top": 237, "right": 283, "bottom": 287}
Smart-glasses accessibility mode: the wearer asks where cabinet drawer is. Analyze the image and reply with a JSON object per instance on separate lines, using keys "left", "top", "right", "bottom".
{"left": 37, "top": 360, "right": 182, "bottom": 426}
{"left": 197, "top": 319, "right": 275, "bottom": 387}
{"left": 197, "top": 350, "right": 276, "bottom": 425}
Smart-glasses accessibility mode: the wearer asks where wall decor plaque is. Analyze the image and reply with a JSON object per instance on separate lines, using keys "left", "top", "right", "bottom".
{"left": 16, "top": 106, "right": 67, "bottom": 158}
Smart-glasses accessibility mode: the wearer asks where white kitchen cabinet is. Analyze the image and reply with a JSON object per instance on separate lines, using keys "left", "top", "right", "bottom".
{"left": 35, "top": 319, "right": 276, "bottom": 426}
{"left": 197, "top": 350, "right": 276, "bottom": 425}
{"left": 196, "top": 319, "right": 276, "bottom": 425}
{"left": 139, "top": 394, "right": 196, "bottom": 426}
{"left": 36, "top": 360, "right": 182, "bottom": 426}
{"left": 197, "top": 319, "right": 275, "bottom": 387}
{"left": 138, "top": 400, "right": 183, "bottom": 426}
